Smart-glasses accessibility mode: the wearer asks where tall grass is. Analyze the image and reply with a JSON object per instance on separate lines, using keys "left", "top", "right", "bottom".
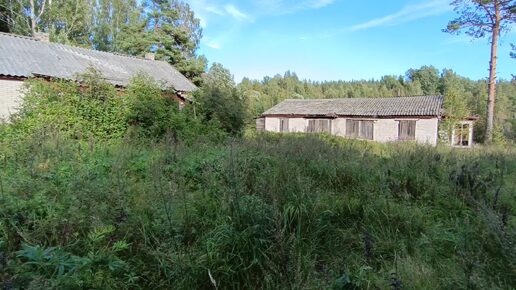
{"left": 0, "top": 132, "right": 514, "bottom": 289}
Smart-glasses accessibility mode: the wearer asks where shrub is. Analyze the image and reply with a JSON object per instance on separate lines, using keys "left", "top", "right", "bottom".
{"left": 196, "top": 63, "right": 247, "bottom": 136}
{"left": 1, "top": 69, "right": 226, "bottom": 144}
{"left": 3, "top": 69, "right": 126, "bottom": 142}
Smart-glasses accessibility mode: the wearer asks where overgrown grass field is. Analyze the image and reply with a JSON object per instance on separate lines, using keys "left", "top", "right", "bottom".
{"left": 0, "top": 132, "right": 514, "bottom": 289}
{"left": 0, "top": 75, "right": 514, "bottom": 289}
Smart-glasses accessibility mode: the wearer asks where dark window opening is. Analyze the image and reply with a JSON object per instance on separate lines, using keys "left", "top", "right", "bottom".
{"left": 280, "top": 118, "right": 289, "bottom": 133}
{"left": 307, "top": 119, "right": 331, "bottom": 133}
{"left": 346, "top": 120, "right": 373, "bottom": 140}
{"left": 454, "top": 123, "right": 470, "bottom": 147}
{"left": 398, "top": 120, "right": 416, "bottom": 141}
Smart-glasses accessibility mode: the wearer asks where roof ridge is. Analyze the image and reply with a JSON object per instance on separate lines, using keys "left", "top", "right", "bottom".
{"left": 285, "top": 95, "right": 443, "bottom": 101}
{"left": 263, "top": 95, "right": 444, "bottom": 117}
{"left": 0, "top": 32, "right": 39, "bottom": 41}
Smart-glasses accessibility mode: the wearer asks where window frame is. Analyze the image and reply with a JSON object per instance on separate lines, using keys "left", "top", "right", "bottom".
{"left": 279, "top": 118, "right": 289, "bottom": 133}
{"left": 453, "top": 123, "right": 471, "bottom": 147}
{"left": 360, "top": 120, "right": 374, "bottom": 140}
{"left": 346, "top": 119, "right": 374, "bottom": 140}
{"left": 398, "top": 120, "right": 417, "bottom": 141}
{"left": 346, "top": 119, "right": 360, "bottom": 138}
{"left": 306, "top": 119, "right": 332, "bottom": 133}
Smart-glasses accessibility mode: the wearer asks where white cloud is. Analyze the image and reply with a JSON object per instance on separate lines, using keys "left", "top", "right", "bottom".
{"left": 187, "top": 0, "right": 235, "bottom": 27}
{"left": 187, "top": 0, "right": 337, "bottom": 26}
{"left": 308, "top": 0, "right": 336, "bottom": 9}
{"left": 206, "top": 41, "right": 221, "bottom": 49}
{"left": 205, "top": 6, "right": 225, "bottom": 16}
{"left": 251, "top": 0, "right": 337, "bottom": 15}
{"left": 224, "top": 4, "right": 253, "bottom": 21}
{"left": 349, "top": 0, "right": 452, "bottom": 31}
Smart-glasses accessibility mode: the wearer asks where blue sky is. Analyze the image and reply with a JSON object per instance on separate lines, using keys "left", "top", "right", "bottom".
{"left": 187, "top": 0, "right": 515, "bottom": 83}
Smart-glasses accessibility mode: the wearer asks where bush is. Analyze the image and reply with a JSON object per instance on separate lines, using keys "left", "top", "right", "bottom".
{"left": 125, "top": 74, "right": 171, "bottom": 135}
{"left": 196, "top": 63, "right": 247, "bottom": 136}
{"left": 1, "top": 69, "right": 226, "bottom": 144}
{"left": 3, "top": 69, "right": 127, "bottom": 141}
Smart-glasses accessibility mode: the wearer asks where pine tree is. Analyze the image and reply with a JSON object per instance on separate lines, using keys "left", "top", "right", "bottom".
{"left": 444, "top": 0, "right": 516, "bottom": 142}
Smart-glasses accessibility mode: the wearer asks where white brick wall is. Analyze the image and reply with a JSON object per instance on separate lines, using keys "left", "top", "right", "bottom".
{"left": 0, "top": 79, "right": 25, "bottom": 122}
{"left": 264, "top": 117, "right": 280, "bottom": 132}
{"left": 287, "top": 118, "right": 307, "bottom": 133}
{"left": 332, "top": 118, "right": 347, "bottom": 137}
{"left": 263, "top": 116, "right": 440, "bottom": 146}
{"left": 265, "top": 117, "right": 307, "bottom": 132}
{"left": 373, "top": 119, "right": 398, "bottom": 142}
{"left": 414, "top": 118, "right": 439, "bottom": 146}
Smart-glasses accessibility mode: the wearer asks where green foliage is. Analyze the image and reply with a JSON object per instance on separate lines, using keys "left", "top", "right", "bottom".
{"left": 91, "top": 0, "right": 139, "bottom": 52}
{"left": 3, "top": 69, "right": 127, "bottom": 141}
{"left": 406, "top": 65, "right": 441, "bottom": 95}
{"left": 444, "top": 0, "right": 515, "bottom": 39}
{"left": 125, "top": 74, "right": 176, "bottom": 138}
{"left": 116, "top": 0, "right": 207, "bottom": 85}
{"left": 0, "top": 69, "right": 225, "bottom": 144}
{"left": 13, "top": 230, "right": 135, "bottom": 288}
{"left": 0, "top": 2, "right": 11, "bottom": 32}
{"left": 441, "top": 75, "right": 471, "bottom": 142}
{"left": 124, "top": 73, "right": 226, "bottom": 142}
{"left": 444, "top": 0, "right": 516, "bottom": 142}
{"left": 0, "top": 130, "right": 514, "bottom": 289}
{"left": 196, "top": 63, "right": 247, "bottom": 136}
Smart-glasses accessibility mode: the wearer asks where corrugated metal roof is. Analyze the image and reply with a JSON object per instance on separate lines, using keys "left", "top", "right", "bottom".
{"left": 262, "top": 95, "right": 444, "bottom": 117}
{"left": 0, "top": 32, "right": 197, "bottom": 92}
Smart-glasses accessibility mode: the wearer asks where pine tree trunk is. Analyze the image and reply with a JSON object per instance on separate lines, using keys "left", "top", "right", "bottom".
{"left": 485, "top": 3, "right": 501, "bottom": 143}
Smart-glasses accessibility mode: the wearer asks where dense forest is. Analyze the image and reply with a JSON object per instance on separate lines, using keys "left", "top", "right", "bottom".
{"left": 0, "top": 0, "right": 515, "bottom": 289}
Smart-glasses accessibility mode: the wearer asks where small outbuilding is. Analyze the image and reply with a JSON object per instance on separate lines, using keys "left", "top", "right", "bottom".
{"left": 258, "top": 95, "right": 476, "bottom": 147}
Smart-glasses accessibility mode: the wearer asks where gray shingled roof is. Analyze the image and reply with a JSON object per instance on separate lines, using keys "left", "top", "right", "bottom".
{"left": 262, "top": 95, "right": 444, "bottom": 117}
{"left": 0, "top": 32, "right": 197, "bottom": 92}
